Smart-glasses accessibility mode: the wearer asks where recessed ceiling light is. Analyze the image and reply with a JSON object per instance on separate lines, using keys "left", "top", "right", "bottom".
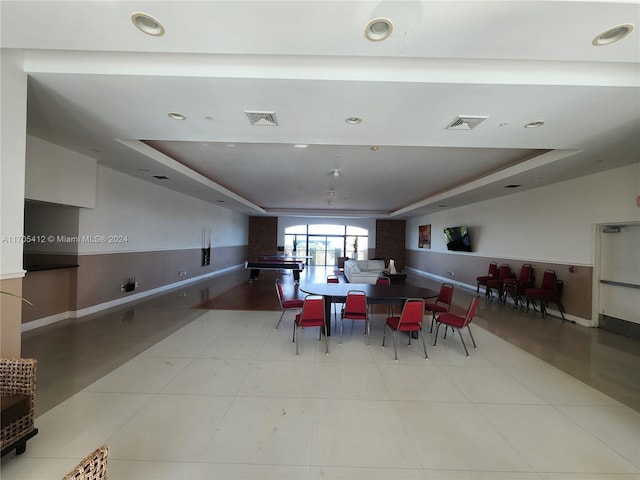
{"left": 524, "top": 120, "right": 545, "bottom": 128}
{"left": 130, "top": 12, "right": 165, "bottom": 36}
{"left": 293, "top": 144, "right": 308, "bottom": 148}
{"left": 592, "top": 23, "right": 634, "bottom": 46}
{"left": 365, "top": 17, "right": 393, "bottom": 41}
{"left": 204, "top": 115, "right": 213, "bottom": 120}
{"left": 168, "top": 112, "right": 186, "bottom": 121}
{"left": 345, "top": 116, "right": 362, "bottom": 125}
{"left": 226, "top": 144, "right": 236, "bottom": 147}
{"left": 370, "top": 146, "right": 379, "bottom": 151}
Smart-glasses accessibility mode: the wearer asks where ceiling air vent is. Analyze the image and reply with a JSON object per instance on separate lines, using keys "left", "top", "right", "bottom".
{"left": 446, "top": 115, "right": 489, "bottom": 130}
{"left": 245, "top": 111, "right": 278, "bottom": 126}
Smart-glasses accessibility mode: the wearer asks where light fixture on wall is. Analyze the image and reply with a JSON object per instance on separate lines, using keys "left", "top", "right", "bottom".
{"left": 332, "top": 169, "right": 340, "bottom": 178}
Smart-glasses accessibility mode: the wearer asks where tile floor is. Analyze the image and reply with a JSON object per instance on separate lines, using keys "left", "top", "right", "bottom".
{"left": 2, "top": 268, "right": 639, "bottom": 479}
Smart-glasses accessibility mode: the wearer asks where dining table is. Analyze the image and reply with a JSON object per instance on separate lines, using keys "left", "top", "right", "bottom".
{"left": 299, "top": 282, "right": 438, "bottom": 336}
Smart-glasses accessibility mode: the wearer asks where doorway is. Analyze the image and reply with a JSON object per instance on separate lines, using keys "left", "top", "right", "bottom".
{"left": 595, "top": 222, "right": 640, "bottom": 336}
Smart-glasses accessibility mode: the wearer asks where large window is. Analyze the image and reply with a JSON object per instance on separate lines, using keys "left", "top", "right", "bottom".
{"left": 284, "top": 224, "right": 368, "bottom": 266}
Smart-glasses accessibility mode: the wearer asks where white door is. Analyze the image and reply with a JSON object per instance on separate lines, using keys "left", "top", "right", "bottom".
{"left": 598, "top": 223, "right": 640, "bottom": 326}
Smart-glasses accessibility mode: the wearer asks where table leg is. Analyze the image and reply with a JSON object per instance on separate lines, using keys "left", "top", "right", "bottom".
{"left": 323, "top": 296, "right": 333, "bottom": 336}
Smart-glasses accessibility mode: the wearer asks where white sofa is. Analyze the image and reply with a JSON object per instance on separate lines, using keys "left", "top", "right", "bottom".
{"left": 343, "top": 259, "right": 385, "bottom": 284}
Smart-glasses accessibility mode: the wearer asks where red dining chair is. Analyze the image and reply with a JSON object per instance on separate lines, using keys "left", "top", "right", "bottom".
{"left": 274, "top": 280, "right": 304, "bottom": 330}
{"left": 425, "top": 283, "right": 454, "bottom": 333}
{"left": 503, "top": 263, "right": 533, "bottom": 309}
{"left": 476, "top": 262, "right": 497, "bottom": 294}
{"left": 525, "top": 269, "right": 570, "bottom": 323}
{"left": 433, "top": 295, "right": 480, "bottom": 356}
{"left": 374, "top": 276, "right": 393, "bottom": 315}
{"left": 293, "top": 295, "right": 328, "bottom": 356}
{"left": 382, "top": 298, "right": 427, "bottom": 361}
{"left": 326, "top": 274, "right": 340, "bottom": 327}
{"left": 486, "top": 264, "right": 511, "bottom": 303}
{"left": 340, "top": 290, "right": 369, "bottom": 345}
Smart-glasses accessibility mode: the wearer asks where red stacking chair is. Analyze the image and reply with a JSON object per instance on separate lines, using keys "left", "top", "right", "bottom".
{"left": 433, "top": 295, "right": 480, "bottom": 356}
{"left": 486, "top": 264, "right": 511, "bottom": 303}
{"left": 503, "top": 264, "right": 534, "bottom": 309}
{"left": 525, "top": 269, "right": 571, "bottom": 323}
{"left": 293, "top": 295, "right": 328, "bottom": 356}
{"left": 374, "top": 276, "right": 392, "bottom": 315}
{"left": 382, "top": 298, "right": 427, "bottom": 361}
{"left": 326, "top": 274, "right": 340, "bottom": 327}
{"left": 424, "top": 283, "right": 454, "bottom": 333}
{"left": 274, "top": 280, "right": 304, "bottom": 330}
{"left": 476, "top": 262, "right": 497, "bottom": 294}
{"left": 340, "top": 290, "right": 369, "bottom": 345}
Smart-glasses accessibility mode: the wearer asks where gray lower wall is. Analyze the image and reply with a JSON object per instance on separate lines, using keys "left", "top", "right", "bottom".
{"left": 22, "top": 245, "right": 247, "bottom": 323}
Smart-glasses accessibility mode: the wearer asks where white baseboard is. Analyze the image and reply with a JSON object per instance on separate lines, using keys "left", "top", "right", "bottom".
{"left": 21, "top": 264, "right": 242, "bottom": 332}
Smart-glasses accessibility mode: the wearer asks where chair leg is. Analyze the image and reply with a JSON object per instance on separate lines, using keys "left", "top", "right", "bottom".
{"left": 340, "top": 317, "right": 344, "bottom": 345}
{"left": 382, "top": 323, "right": 387, "bottom": 347}
{"left": 557, "top": 302, "right": 567, "bottom": 322}
{"left": 323, "top": 325, "right": 329, "bottom": 354}
{"left": 456, "top": 328, "right": 469, "bottom": 356}
{"left": 433, "top": 323, "right": 441, "bottom": 346}
{"left": 467, "top": 326, "right": 477, "bottom": 348}
{"left": 295, "top": 324, "right": 300, "bottom": 356}
{"left": 420, "top": 328, "right": 428, "bottom": 359}
{"left": 275, "top": 310, "right": 286, "bottom": 329}
{"left": 392, "top": 330, "right": 398, "bottom": 361}
{"left": 292, "top": 321, "right": 296, "bottom": 342}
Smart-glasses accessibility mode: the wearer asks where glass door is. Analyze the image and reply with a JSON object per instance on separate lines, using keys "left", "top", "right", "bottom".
{"left": 307, "top": 235, "right": 344, "bottom": 266}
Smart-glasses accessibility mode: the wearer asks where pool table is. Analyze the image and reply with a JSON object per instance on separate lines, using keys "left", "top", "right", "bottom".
{"left": 245, "top": 258, "right": 306, "bottom": 282}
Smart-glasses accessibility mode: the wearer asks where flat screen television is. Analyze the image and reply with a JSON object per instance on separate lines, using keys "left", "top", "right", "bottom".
{"left": 444, "top": 226, "right": 472, "bottom": 252}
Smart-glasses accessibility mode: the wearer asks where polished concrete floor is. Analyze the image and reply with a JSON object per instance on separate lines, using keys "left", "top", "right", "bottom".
{"left": 2, "top": 267, "right": 639, "bottom": 479}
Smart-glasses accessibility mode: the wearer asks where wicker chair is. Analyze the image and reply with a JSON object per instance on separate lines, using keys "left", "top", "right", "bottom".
{"left": 63, "top": 444, "right": 109, "bottom": 480}
{"left": 1, "top": 358, "right": 38, "bottom": 457}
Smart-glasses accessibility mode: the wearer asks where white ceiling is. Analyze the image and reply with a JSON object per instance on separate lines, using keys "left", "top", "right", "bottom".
{"left": 3, "top": 1, "right": 639, "bottom": 218}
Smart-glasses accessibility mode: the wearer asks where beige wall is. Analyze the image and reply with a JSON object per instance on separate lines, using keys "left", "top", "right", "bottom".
{"left": 1, "top": 278, "right": 24, "bottom": 357}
